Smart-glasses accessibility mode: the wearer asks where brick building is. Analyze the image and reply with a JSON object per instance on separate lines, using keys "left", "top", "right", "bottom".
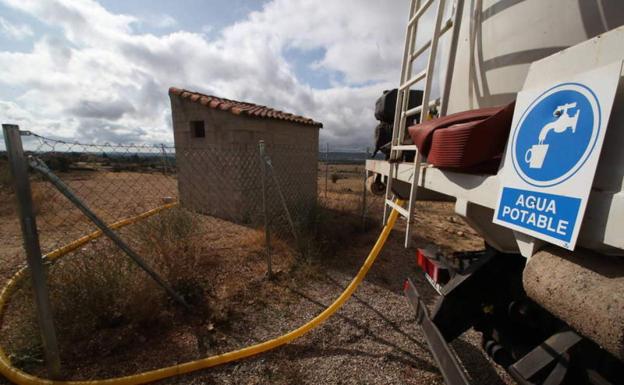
{"left": 169, "top": 87, "right": 322, "bottom": 225}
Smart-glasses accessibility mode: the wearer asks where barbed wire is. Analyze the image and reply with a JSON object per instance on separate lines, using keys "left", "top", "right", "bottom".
{"left": 22, "top": 133, "right": 375, "bottom": 153}
{"left": 22, "top": 131, "right": 175, "bottom": 151}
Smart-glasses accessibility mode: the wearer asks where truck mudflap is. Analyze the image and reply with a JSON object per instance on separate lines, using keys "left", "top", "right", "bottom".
{"left": 404, "top": 278, "right": 470, "bottom": 385}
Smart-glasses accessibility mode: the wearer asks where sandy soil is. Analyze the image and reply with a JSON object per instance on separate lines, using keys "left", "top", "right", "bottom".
{"left": 0, "top": 165, "right": 512, "bottom": 385}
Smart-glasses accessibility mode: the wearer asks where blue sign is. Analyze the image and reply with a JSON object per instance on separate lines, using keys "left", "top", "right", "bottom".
{"left": 511, "top": 83, "right": 601, "bottom": 187}
{"left": 494, "top": 63, "right": 621, "bottom": 251}
{"left": 497, "top": 187, "right": 581, "bottom": 244}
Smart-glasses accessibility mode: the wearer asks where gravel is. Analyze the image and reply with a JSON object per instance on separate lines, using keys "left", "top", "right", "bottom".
{"left": 153, "top": 213, "right": 514, "bottom": 385}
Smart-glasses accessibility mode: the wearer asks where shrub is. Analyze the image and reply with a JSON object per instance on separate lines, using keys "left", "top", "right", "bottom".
{"left": 291, "top": 202, "right": 364, "bottom": 265}
{"left": 1, "top": 207, "right": 206, "bottom": 370}
{"left": 1, "top": 244, "right": 165, "bottom": 369}
{"left": 330, "top": 173, "right": 341, "bottom": 183}
{"left": 132, "top": 207, "right": 204, "bottom": 306}
{"left": 48, "top": 245, "right": 165, "bottom": 356}
{"left": 38, "top": 155, "right": 73, "bottom": 173}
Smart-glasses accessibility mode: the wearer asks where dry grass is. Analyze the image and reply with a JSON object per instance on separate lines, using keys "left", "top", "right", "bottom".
{"left": 132, "top": 208, "right": 205, "bottom": 304}
{"left": 30, "top": 184, "right": 50, "bottom": 216}
{"left": 2, "top": 246, "right": 166, "bottom": 371}
{"left": 0, "top": 159, "right": 51, "bottom": 220}
{"left": 0, "top": 170, "right": 178, "bottom": 286}
{"left": 0, "top": 201, "right": 301, "bottom": 380}
{"left": 49, "top": 246, "right": 165, "bottom": 357}
{"left": 1, "top": 208, "right": 209, "bottom": 374}
{"left": 295, "top": 202, "right": 364, "bottom": 262}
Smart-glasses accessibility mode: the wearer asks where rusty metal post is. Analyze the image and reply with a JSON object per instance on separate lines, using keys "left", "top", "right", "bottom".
{"left": 258, "top": 140, "right": 272, "bottom": 278}
{"left": 2, "top": 124, "right": 61, "bottom": 379}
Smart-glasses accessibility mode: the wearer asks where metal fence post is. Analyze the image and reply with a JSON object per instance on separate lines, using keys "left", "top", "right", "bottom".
{"left": 260, "top": 148, "right": 299, "bottom": 245}
{"left": 258, "top": 140, "right": 272, "bottom": 278}
{"left": 2, "top": 124, "right": 61, "bottom": 379}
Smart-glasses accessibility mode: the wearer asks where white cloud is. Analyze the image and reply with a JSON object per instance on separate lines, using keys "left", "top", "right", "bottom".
{"left": 134, "top": 13, "right": 178, "bottom": 30}
{"left": 0, "top": 0, "right": 411, "bottom": 148}
{"left": 0, "top": 16, "right": 33, "bottom": 39}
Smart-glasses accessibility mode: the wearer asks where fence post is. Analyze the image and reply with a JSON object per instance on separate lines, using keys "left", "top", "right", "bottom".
{"left": 261, "top": 150, "right": 299, "bottom": 246}
{"left": 2, "top": 124, "right": 61, "bottom": 379}
{"left": 258, "top": 140, "right": 272, "bottom": 278}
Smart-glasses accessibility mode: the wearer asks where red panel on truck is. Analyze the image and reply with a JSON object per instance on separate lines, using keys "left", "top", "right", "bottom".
{"left": 408, "top": 102, "right": 515, "bottom": 173}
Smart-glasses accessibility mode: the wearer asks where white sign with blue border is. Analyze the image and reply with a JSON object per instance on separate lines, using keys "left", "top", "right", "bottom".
{"left": 493, "top": 62, "right": 622, "bottom": 250}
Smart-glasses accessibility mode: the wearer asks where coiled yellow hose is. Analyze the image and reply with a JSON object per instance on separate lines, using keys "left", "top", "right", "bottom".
{"left": 0, "top": 201, "right": 402, "bottom": 385}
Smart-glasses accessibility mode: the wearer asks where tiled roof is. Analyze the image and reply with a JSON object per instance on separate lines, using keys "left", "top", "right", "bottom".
{"left": 169, "top": 87, "right": 323, "bottom": 128}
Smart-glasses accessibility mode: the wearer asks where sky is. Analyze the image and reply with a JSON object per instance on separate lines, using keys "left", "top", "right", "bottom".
{"left": 0, "top": 0, "right": 413, "bottom": 150}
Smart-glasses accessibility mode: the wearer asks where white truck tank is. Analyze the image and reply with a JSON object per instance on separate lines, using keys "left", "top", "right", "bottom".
{"left": 445, "top": 0, "right": 624, "bottom": 114}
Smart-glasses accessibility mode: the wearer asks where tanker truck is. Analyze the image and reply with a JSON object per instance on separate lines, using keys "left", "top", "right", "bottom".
{"left": 364, "top": 1, "right": 624, "bottom": 384}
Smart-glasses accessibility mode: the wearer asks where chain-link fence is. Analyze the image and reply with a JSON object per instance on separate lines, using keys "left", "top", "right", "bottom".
{"left": 14, "top": 133, "right": 177, "bottom": 256}
{"left": 317, "top": 160, "right": 386, "bottom": 231}
{"left": 5, "top": 131, "right": 323, "bottom": 257}
{"left": 0, "top": 130, "right": 389, "bottom": 260}
{"left": 0, "top": 129, "right": 391, "bottom": 283}
{"left": 0, "top": 126, "right": 388, "bottom": 378}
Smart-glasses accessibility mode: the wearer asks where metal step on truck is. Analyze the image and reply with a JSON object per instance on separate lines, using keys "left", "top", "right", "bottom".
{"left": 365, "top": 1, "right": 624, "bottom": 384}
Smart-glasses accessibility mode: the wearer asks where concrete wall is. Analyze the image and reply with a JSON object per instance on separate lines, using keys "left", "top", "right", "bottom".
{"left": 171, "top": 95, "right": 319, "bottom": 226}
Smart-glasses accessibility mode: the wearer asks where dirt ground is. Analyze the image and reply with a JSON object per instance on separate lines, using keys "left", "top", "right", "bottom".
{"left": 0, "top": 170, "right": 177, "bottom": 283}
{"left": 0, "top": 163, "right": 513, "bottom": 385}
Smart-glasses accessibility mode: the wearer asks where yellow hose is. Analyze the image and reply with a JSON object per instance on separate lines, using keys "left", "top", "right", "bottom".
{"left": 0, "top": 201, "right": 403, "bottom": 385}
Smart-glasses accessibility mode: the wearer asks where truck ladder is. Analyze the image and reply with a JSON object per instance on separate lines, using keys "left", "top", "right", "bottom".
{"left": 383, "top": 0, "right": 463, "bottom": 247}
